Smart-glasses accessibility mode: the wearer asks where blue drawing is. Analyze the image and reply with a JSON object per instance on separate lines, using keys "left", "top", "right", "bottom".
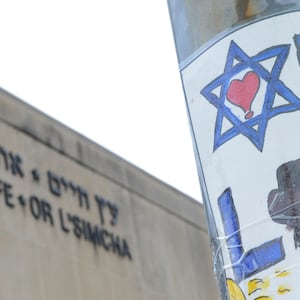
{"left": 218, "top": 188, "right": 285, "bottom": 283}
{"left": 201, "top": 40, "right": 300, "bottom": 151}
{"left": 293, "top": 34, "right": 300, "bottom": 65}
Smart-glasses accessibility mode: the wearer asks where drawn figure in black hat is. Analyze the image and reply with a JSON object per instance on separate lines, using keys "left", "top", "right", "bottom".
{"left": 268, "top": 159, "right": 300, "bottom": 248}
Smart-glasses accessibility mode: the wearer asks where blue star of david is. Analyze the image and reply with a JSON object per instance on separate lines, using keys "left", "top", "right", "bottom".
{"left": 201, "top": 40, "right": 300, "bottom": 151}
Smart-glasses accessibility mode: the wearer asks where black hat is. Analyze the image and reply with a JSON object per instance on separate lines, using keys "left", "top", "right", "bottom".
{"left": 268, "top": 159, "right": 300, "bottom": 248}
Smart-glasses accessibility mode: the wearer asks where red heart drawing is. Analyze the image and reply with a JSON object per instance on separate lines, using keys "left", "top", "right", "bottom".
{"left": 226, "top": 71, "right": 260, "bottom": 119}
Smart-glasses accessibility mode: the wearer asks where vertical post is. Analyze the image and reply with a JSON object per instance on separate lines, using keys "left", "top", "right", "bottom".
{"left": 167, "top": 1, "right": 300, "bottom": 299}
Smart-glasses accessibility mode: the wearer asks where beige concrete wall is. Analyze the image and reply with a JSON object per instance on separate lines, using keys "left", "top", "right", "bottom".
{"left": 0, "top": 88, "right": 219, "bottom": 299}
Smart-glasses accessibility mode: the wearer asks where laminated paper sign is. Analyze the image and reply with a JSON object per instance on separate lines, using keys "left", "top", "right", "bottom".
{"left": 181, "top": 10, "right": 300, "bottom": 299}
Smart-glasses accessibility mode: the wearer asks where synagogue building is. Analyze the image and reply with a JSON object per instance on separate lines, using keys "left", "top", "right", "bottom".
{"left": 0, "top": 88, "right": 218, "bottom": 299}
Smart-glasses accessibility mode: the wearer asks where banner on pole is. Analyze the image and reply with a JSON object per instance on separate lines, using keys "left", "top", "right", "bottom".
{"left": 181, "top": 10, "right": 300, "bottom": 299}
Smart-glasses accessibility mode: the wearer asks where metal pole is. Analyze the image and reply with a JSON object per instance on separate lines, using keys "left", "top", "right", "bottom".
{"left": 168, "top": 0, "right": 300, "bottom": 66}
{"left": 167, "top": 1, "right": 300, "bottom": 299}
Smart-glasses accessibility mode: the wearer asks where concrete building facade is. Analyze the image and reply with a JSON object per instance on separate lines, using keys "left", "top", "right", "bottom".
{"left": 0, "top": 88, "right": 218, "bottom": 299}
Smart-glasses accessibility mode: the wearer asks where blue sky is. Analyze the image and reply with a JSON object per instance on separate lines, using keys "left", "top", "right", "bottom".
{"left": 0, "top": 0, "right": 201, "bottom": 201}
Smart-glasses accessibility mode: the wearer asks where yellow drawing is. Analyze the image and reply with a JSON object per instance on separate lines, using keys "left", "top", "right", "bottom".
{"left": 277, "top": 285, "right": 291, "bottom": 295}
{"left": 248, "top": 278, "right": 270, "bottom": 295}
{"left": 227, "top": 278, "right": 246, "bottom": 300}
{"left": 246, "top": 269, "right": 291, "bottom": 299}
{"left": 275, "top": 269, "right": 290, "bottom": 278}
